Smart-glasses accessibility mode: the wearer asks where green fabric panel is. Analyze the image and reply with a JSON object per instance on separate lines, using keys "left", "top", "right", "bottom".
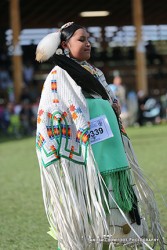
{"left": 87, "top": 98, "right": 129, "bottom": 174}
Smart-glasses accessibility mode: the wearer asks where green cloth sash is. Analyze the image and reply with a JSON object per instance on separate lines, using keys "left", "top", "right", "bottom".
{"left": 87, "top": 98, "right": 129, "bottom": 174}
{"left": 87, "top": 98, "right": 135, "bottom": 212}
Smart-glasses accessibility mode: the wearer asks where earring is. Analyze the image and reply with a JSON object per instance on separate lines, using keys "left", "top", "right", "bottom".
{"left": 64, "top": 48, "right": 69, "bottom": 56}
{"left": 56, "top": 48, "right": 63, "bottom": 55}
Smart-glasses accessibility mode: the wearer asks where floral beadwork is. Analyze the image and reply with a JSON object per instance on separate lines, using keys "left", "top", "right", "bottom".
{"left": 37, "top": 109, "right": 44, "bottom": 124}
{"left": 69, "top": 104, "right": 83, "bottom": 121}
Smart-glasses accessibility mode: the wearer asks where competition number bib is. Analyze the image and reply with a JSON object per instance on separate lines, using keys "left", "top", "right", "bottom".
{"left": 90, "top": 115, "right": 114, "bottom": 144}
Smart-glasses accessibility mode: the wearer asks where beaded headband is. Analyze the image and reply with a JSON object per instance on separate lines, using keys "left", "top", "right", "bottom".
{"left": 60, "top": 22, "right": 74, "bottom": 31}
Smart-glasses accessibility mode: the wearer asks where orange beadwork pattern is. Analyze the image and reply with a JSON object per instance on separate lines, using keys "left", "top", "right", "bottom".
{"left": 76, "top": 130, "right": 82, "bottom": 141}
{"left": 69, "top": 104, "right": 75, "bottom": 112}
{"left": 72, "top": 112, "right": 78, "bottom": 120}
{"left": 51, "top": 81, "right": 57, "bottom": 92}
{"left": 47, "top": 124, "right": 71, "bottom": 139}
{"left": 53, "top": 127, "right": 60, "bottom": 136}
{"left": 67, "top": 127, "right": 71, "bottom": 137}
{"left": 53, "top": 116, "right": 62, "bottom": 122}
{"left": 37, "top": 133, "right": 45, "bottom": 148}
{"left": 60, "top": 124, "right": 71, "bottom": 138}
{"left": 50, "top": 145, "right": 56, "bottom": 151}
{"left": 37, "top": 116, "right": 41, "bottom": 124}
{"left": 51, "top": 70, "right": 57, "bottom": 74}
{"left": 76, "top": 129, "right": 89, "bottom": 144}
{"left": 53, "top": 99, "right": 59, "bottom": 103}
{"left": 62, "top": 127, "right": 66, "bottom": 135}
{"left": 50, "top": 145, "right": 60, "bottom": 159}
{"left": 62, "top": 112, "right": 67, "bottom": 117}
{"left": 69, "top": 145, "right": 75, "bottom": 159}
{"left": 82, "top": 134, "right": 89, "bottom": 144}
{"left": 46, "top": 126, "right": 60, "bottom": 139}
{"left": 37, "top": 109, "right": 44, "bottom": 124}
{"left": 68, "top": 104, "right": 83, "bottom": 121}
{"left": 47, "top": 127, "right": 53, "bottom": 138}
{"left": 38, "top": 109, "right": 44, "bottom": 116}
{"left": 48, "top": 113, "right": 52, "bottom": 118}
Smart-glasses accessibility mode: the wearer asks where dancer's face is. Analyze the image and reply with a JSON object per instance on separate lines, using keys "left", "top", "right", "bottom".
{"left": 62, "top": 28, "right": 91, "bottom": 61}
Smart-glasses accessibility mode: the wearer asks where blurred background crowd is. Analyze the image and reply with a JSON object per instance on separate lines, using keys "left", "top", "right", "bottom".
{"left": 0, "top": 0, "right": 167, "bottom": 139}
{"left": 0, "top": 38, "right": 167, "bottom": 138}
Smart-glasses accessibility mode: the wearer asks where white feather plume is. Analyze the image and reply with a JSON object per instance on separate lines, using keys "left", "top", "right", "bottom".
{"left": 36, "top": 31, "right": 61, "bottom": 62}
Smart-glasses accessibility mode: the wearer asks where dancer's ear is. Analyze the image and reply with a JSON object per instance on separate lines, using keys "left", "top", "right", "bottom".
{"left": 61, "top": 41, "right": 68, "bottom": 49}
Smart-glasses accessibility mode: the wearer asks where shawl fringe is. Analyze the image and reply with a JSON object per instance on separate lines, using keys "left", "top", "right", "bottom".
{"left": 36, "top": 65, "right": 166, "bottom": 250}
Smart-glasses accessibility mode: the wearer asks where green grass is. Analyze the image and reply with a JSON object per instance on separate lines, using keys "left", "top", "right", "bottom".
{"left": 0, "top": 124, "right": 167, "bottom": 249}
{"left": 126, "top": 124, "right": 167, "bottom": 237}
{"left": 0, "top": 137, "right": 55, "bottom": 250}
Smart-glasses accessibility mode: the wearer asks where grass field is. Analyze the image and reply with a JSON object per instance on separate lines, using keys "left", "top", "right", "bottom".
{"left": 0, "top": 124, "right": 167, "bottom": 250}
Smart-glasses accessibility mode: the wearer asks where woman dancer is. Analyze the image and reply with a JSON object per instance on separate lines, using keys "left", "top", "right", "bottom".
{"left": 36, "top": 22, "right": 165, "bottom": 250}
